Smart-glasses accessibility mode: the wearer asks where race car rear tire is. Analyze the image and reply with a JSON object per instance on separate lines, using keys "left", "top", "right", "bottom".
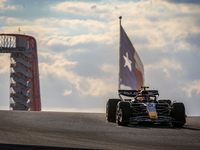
{"left": 106, "top": 99, "right": 121, "bottom": 122}
{"left": 116, "top": 102, "right": 131, "bottom": 126}
{"left": 170, "top": 102, "right": 186, "bottom": 128}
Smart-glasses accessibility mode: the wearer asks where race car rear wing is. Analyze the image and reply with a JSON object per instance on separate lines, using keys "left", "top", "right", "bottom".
{"left": 118, "top": 90, "right": 159, "bottom": 97}
{"left": 118, "top": 90, "right": 139, "bottom": 97}
{"left": 148, "top": 90, "right": 159, "bottom": 96}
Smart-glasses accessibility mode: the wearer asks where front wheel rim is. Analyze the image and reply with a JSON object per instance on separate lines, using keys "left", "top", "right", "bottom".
{"left": 116, "top": 109, "right": 123, "bottom": 123}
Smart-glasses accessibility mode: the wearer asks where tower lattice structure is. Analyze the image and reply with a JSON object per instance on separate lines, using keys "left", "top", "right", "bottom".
{"left": 0, "top": 34, "right": 41, "bottom": 111}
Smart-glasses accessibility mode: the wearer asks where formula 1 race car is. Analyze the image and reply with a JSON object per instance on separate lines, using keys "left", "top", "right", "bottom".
{"left": 106, "top": 86, "right": 186, "bottom": 127}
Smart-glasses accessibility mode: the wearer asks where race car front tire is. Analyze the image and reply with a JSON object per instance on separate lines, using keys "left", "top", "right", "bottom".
{"left": 116, "top": 102, "right": 131, "bottom": 126}
{"left": 170, "top": 102, "right": 186, "bottom": 128}
{"left": 106, "top": 99, "right": 121, "bottom": 122}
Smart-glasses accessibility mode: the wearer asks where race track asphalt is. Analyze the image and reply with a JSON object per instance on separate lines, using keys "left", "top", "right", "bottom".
{"left": 0, "top": 110, "right": 199, "bottom": 150}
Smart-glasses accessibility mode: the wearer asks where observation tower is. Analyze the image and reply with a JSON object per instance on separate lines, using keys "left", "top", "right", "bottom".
{"left": 0, "top": 34, "right": 41, "bottom": 111}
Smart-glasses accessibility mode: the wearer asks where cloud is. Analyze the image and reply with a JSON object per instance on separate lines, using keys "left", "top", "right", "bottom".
{"left": 40, "top": 61, "right": 116, "bottom": 97}
{"left": 34, "top": 18, "right": 107, "bottom": 33}
{"left": 1, "top": 17, "right": 112, "bottom": 48}
{"left": 39, "top": 52, "right": 78, "bottom": 77}
{"left": 0, "top": 0, "right": 23, "bottom": 11}
{"left": 164, "top": 0, "right": 200, "bottom": 5}
{"left": 39, "top": 52, "right": 77, "bottom": 64}
{"left": 6, "top": 18, "right": 31, "bottom": 26}
{"left": 145, "top": 58, "right": 182, "bottom": 78}
{"left": 45, "top": 33, "right": 113, "bottom": 48}
{"left": 63, "top": 89, "right": 72, "bottom": 96}
{"left": 0, "top": 16, "right": 5, "bottom": 20}
{"left": 1, "top": 25, "right": 58, "bottom": 38}
{"left": 51, "top": 1, "right": 111, "bottom": 17}
{"left": 59, "top": 19, "right": 107, "bottom": 33}
{"left": 76, "top": 77, "right": 117, "bottom": 96}
{"left": 182, "top": 80, "right": 200, "bottom": 97}
{"left": 101, "top": 64, "right": 118, "bottom": 74}
{"left": 91, "top": 5, "right": 97, "bottom": 9}
{"left": 0, "top": 54, "right": 10, "bottom": 74}
{"left": 39, "top": 52, "right": 116, "bottom": 97}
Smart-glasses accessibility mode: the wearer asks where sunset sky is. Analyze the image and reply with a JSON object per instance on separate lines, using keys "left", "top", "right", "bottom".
{"left": 0, "top": 0, "right": 200, "bottom": 115}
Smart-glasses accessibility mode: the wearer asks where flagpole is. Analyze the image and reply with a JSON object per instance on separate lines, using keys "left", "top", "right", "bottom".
{"left": 118, "top": 16, "right": 122, "bottom": 90}
{"left": 119, "top": 16, "right": 122, "bottom": 26}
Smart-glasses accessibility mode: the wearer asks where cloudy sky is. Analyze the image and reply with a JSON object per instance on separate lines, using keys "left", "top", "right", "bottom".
{"left": 0, "top": 0, "right": 199, "bottom": 115}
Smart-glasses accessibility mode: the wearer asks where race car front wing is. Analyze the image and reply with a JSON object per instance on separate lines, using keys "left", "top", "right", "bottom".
{"left": 130, "top": 115, "right": 173, "bottom": 123}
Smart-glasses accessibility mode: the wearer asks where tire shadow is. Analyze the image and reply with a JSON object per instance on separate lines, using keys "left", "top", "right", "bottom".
{"left": 122, "top": 123, "right": 200, "bottom": 131}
